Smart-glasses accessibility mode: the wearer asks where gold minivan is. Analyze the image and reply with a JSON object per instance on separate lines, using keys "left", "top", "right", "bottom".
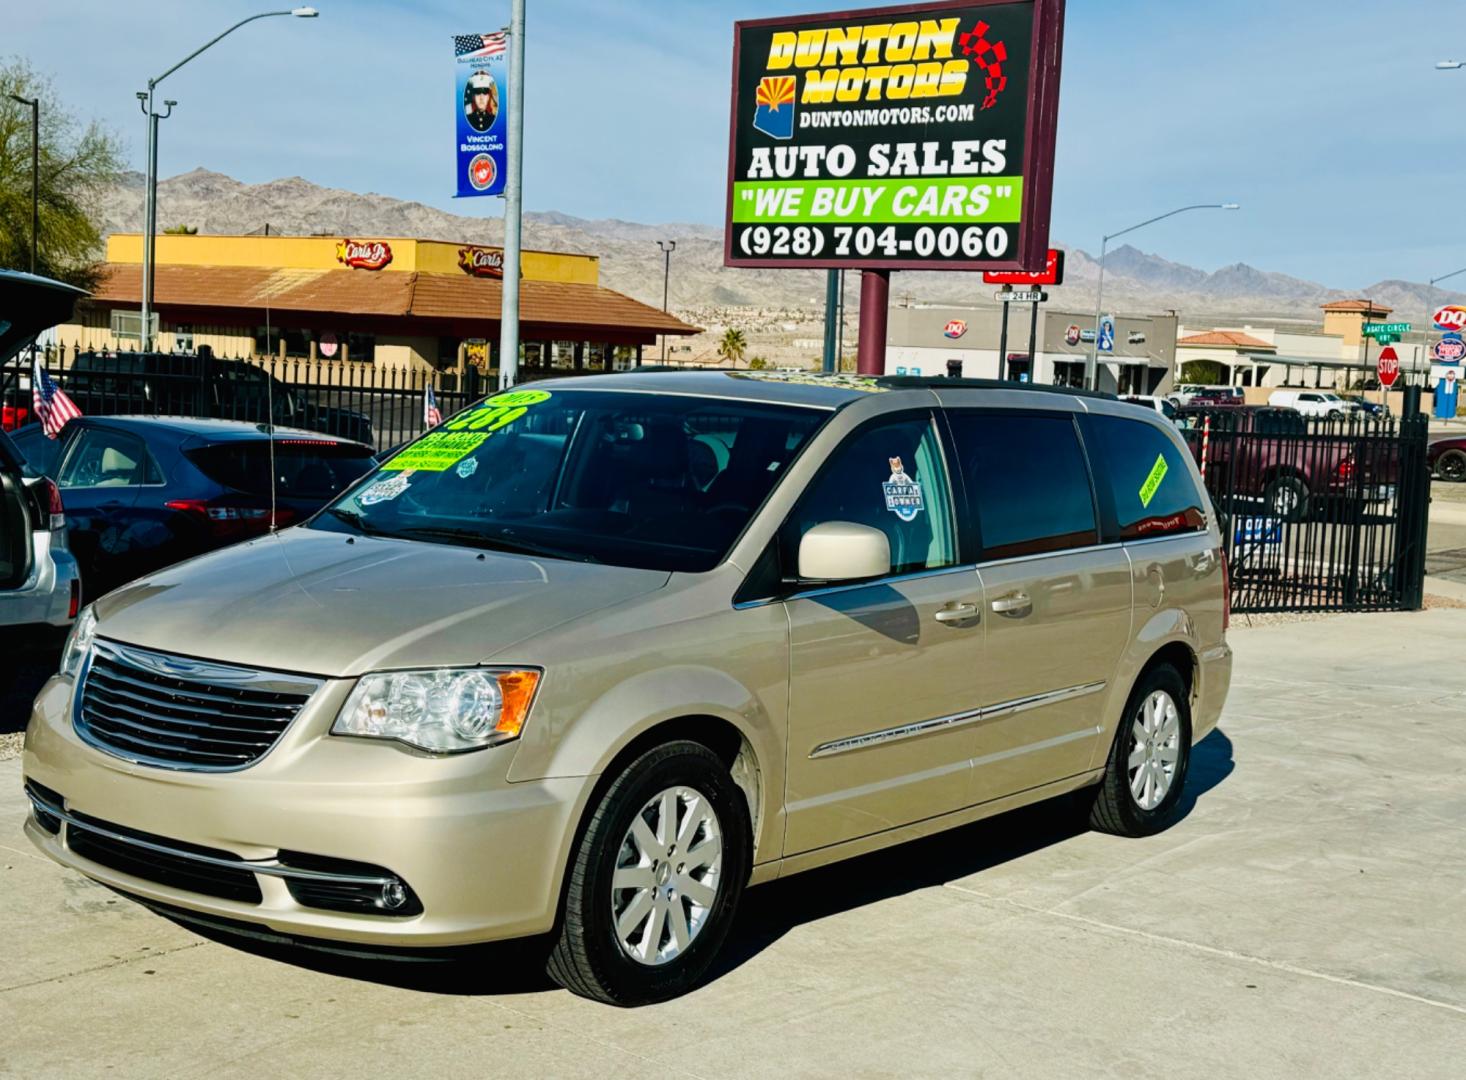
{"left": 24, "top": 373, "right": 1231, "bottom": 1005}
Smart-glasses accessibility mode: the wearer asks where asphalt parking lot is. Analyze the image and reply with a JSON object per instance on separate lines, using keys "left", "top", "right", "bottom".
{"left": 3, "top": 607, "right": 1465, "bottom": 1078}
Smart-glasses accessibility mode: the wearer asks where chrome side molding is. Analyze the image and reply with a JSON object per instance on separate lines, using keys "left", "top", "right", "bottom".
{"left": 809, "top": 681, "right": 1107, "bottom": 759}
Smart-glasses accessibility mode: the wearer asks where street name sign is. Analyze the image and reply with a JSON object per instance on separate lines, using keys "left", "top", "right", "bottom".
{"left": 725, "top": 0, "right": 1067, "bottom": 272}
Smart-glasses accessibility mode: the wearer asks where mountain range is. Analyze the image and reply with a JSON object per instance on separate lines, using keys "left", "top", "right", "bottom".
{"left": 99, "top": 169, "right": 1466, "bottom": 328}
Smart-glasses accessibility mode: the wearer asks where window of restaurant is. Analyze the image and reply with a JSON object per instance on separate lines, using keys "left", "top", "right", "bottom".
{"left": 1052, "top": 361, "right": 1086, "bottom": 388}
{"left": 344, "top": 332, "right": 376, "bottom": 362}
{"left": 172, "top": 324, "right": 194, "bottom": 353}
{"left": 521, "top": 342, "right": 546, "bottom": 370}
{"left": 584, "top": 343, "right": 607, "bottom": 372}
{"left": 612, "top": 345, "right": 637, "bottom": 372}
{"left": 551, "top": 341, "right": 577, "bottom": 370}
{"left": 255, "top": 327, "right": 312, "bottom": 358}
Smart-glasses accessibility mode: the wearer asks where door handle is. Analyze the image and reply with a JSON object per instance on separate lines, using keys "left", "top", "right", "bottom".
{"left": 934, "top": 602, "right": 980, "bottom": 625}
{"left": 1187, "top": 551, "right": 1217, "bottom": 574}
{"left": 990, "top": 592, "right": 1033, "bottom": 618}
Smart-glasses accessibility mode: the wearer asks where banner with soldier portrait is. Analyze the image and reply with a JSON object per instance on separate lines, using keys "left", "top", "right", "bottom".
{"left": 453, "top": 31, "right": 509, "bottom": 198}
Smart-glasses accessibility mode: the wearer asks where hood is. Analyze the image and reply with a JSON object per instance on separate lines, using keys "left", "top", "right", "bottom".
{"left": 94, "top": 527, "right": 670, "bottom": 676}
{"left": 0, "top": 270, "right": 86, "bottom": 364}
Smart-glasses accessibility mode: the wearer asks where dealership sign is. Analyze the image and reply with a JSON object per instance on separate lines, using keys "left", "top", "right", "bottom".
{"left": 1433, "top": 305, "right": 1466, "bottom": 332}
{"left": 458, "top": 245, "right": 506, "bottom": 278}
{"left": 336, "top": 240, "right": 393, "bottom": 270}
{"left": 725, "top": 0, "right": 1067, "bottom": 272}
{"left": 943, "top": 319, "right": 968, "bottom": 338}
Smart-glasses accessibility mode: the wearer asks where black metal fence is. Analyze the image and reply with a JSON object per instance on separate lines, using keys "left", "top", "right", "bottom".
{"left": 1180, "top": 407, "right": 1432, "bottom": 613}
{"left": 1, "top": 343, "right": 489, "bottom": 451}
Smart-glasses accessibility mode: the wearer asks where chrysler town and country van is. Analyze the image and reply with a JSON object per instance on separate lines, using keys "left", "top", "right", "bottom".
{"left": 24, "top": 372, "right": 1232, "bottom": 1005}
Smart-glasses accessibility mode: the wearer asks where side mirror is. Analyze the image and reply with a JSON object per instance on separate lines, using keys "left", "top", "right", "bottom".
{"left": 798, "top": 521, "right": 891, "bottom": 583}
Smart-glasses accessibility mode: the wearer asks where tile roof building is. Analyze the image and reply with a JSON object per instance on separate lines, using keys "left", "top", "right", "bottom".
{"left": 60, "top": 234, "right": 700, "bottom": 377}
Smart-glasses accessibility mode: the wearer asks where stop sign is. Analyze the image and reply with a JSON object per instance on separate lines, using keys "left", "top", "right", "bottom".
{"left": 1377, "top": 346, "right": 1401, "bottom": 388}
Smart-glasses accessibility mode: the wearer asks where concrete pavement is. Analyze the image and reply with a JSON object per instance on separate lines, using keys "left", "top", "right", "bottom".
{"left": 3, "top": 610, "right": 1466, "bottom": 1078}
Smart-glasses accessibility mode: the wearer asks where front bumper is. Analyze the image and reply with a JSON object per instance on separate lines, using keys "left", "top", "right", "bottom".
{"left": 22, "top": 675, "right": 592, "bottom": 947}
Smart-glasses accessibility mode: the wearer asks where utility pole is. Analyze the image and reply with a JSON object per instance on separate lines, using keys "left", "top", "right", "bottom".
{"left": 498, "top": 0, "right": 526, "bottom": 389}
{"left": 5, "top": 94, "right": 38, "bottom": 274}
{"left": 138, "top": 8, "right": 318, "bottom": 351}
{"left": 658, "top": 239, "right": 676, "bottom": 365}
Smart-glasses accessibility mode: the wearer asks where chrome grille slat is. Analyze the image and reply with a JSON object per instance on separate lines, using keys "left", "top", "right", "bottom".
{"left": 81, "top": 709, "right": 276, "bottom": 752}
{"left": 86, "top": 664, "right": 301, "bottom": 716}
{"left": 75, "top": 640, "right": 321, "bottom": 772}
{"left": 80, "top": 717, "right": 261, "bottom": 763}
{"left": 84, "top": 684, "right": 290, "bottom": 736}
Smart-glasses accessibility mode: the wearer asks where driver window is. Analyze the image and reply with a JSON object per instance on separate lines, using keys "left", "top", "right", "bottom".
{"left": 57, "top": 429, "right": 149, "bottom": 489}
{"left": 783, "top": 415, "right": 957, "bottom": 578}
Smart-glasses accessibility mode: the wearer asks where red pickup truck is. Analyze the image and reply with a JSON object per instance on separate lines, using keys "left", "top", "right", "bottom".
{"left": 1177, "top": 406, "right": 1397, "bottom": 521}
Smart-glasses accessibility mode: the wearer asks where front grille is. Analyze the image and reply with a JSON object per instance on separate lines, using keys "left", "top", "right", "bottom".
{"left": 67, "top": 811, "right": 263, "bottom": 904}
{"left": 76, "top": 640, "right": 321, "bottom": 771}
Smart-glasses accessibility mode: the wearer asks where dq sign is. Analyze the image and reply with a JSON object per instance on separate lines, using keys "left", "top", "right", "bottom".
{"left": 1432, "top": 305, "right": 1466, "bottom": 332}
{"left": 944, "top": 319, "right": 968, "bottom": 340}
{"left": 336, "top": 239, "right": 393, "bottom": 270}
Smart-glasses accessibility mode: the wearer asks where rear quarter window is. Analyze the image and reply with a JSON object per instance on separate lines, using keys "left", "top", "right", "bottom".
{"left": 1083, "top": 414, "right": 1207, "bottom": 540}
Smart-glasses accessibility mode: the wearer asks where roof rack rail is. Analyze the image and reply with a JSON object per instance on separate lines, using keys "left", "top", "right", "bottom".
{"left": 874, "top": 376, "right": 1117, "bottom": 401}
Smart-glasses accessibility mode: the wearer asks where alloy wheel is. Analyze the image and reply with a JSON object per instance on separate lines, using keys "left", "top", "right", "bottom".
{"left": 1127, "top": 690, "right": 1182, "bottom": 811}
{"left": 611, "top": 786, "right": 723, "bottom": 966}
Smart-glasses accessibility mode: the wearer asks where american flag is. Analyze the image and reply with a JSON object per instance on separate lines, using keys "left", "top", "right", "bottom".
{"left": 423, "top": 383, "right": 442, "bottom": 429}
{"left": 455, "top": 32, "right": 507, "bottom": 58}
{"left": 32, "top": 354, "right": 82, "bottom": 439}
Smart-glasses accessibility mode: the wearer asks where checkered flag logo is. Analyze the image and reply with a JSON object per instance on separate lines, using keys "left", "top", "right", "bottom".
{"left": 959, "top": 21, "right": 1009, "bottom": 110}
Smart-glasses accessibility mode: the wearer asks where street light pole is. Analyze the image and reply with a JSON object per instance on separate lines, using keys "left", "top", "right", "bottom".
{"left": 138, "top": 7, "right": 318, "bottom": 350}
{"left": 5, "top": 94, "right": 38, "bottom": 274}
{"left": 1087, "top": 202, "right": 1239, "bottom": 391}
{"left": 658, "top": 239, "right": 676, "bottom": 365}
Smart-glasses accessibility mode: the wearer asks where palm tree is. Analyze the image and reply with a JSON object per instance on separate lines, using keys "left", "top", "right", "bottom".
{"left": 717, "top": 328, "right": 748, "bottom": 367}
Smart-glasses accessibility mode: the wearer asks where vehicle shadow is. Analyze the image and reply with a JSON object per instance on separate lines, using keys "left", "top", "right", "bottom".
{"left": 151, "top": 729, "right": 1234, "bottom": 999}
{"left": 708, "top": 727, "right": 1235, "bottom": 983}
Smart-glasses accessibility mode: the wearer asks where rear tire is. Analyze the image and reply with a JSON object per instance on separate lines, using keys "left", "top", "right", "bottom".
{"left": 1438, "top": 449, "right": 1466, "bottom": 483}
{"left": 1264, "top": 474, "right": 1309, "bottom": 522}
{"left": 1086, "top": 664, "right": 1192, "bottom": 838}
{"left": 547, "top": 740, "right": 750, "bottom": 1006}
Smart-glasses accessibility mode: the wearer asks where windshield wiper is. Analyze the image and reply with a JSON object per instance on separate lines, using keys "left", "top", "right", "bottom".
{"left": 396, "top": 525, "right": 596, "bottom": 563}
{"left": 323, "top": 507, "right": 389, "bottom": 536}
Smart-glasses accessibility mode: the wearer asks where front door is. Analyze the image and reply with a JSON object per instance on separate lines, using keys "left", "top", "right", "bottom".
{"left": 56, "top": 425, "right": 151, "bottom": 599}
{"left": 782, "top": 413, "right": 984, "bottom": 855}
{"left": 945, "top": 410, "right": 1131, "bottom": 801}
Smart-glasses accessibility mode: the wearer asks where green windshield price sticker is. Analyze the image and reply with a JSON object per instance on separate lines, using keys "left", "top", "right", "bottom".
{"left": 1139, "top": 454, "right": 1169, "bottom": 509}
{"left": 444, "top": 389, "right": 552, "bottom": 433}
{"left": 380, "top": 431, "right": 489, "bottom": 472}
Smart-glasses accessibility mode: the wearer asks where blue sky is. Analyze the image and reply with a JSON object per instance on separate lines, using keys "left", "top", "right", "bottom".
{"left": 9, "top": 0, "right": 1466, "bottom": 287}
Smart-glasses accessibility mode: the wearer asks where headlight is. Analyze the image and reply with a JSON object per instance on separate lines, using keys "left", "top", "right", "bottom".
{"left": 59, "top": 605, "right": 98, "bottom": 678}
{"left": 332, "top": 668, "right": 541, "bottom": 754}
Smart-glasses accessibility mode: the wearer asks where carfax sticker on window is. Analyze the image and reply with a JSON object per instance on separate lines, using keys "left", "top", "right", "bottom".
{"left": 882, "top": 456, "right": 924, "bottom": 522}
{"left": 358, "top": 473, "right": 412, "bottom": 505}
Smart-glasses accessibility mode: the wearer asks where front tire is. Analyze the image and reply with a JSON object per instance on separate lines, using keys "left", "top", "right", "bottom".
{"left": 547, "top": 740, "right": 750, "bottom": 1006}
{"left": 1087, "top": 664, "right": 1192, "bottom": 837}
{"left": 1438, "top": 449, "right": 1466, "bottom": 483}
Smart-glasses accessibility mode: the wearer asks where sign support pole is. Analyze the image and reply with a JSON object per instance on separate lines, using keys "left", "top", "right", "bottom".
{"left": 997, "top": 286, "right": 1011, "bottom": 380}
{"left": 856, "top": 270, "right": 889, "bottom": 376}
{"left": 1026, "top": 299, "right": 1041, "bottom": 383}
{"left": 822, "top": 269, "right": 839, "bottom": 373}
{"left": 497, "top": 0, "right": 526, "bottom": 391}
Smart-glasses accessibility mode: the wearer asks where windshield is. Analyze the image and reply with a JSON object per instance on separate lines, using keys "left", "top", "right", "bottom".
{"left": 311, "top": 388, "right": 828, "bottom": 572}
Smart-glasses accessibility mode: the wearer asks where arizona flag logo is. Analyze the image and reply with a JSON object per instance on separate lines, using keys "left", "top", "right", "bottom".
{"left": 753, "top": 76, "right": 796, "bottom": 139}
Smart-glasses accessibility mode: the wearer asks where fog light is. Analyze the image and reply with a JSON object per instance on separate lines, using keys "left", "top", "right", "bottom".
{"left": 379, "top": 880, "right": 409, "bottom": 910}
